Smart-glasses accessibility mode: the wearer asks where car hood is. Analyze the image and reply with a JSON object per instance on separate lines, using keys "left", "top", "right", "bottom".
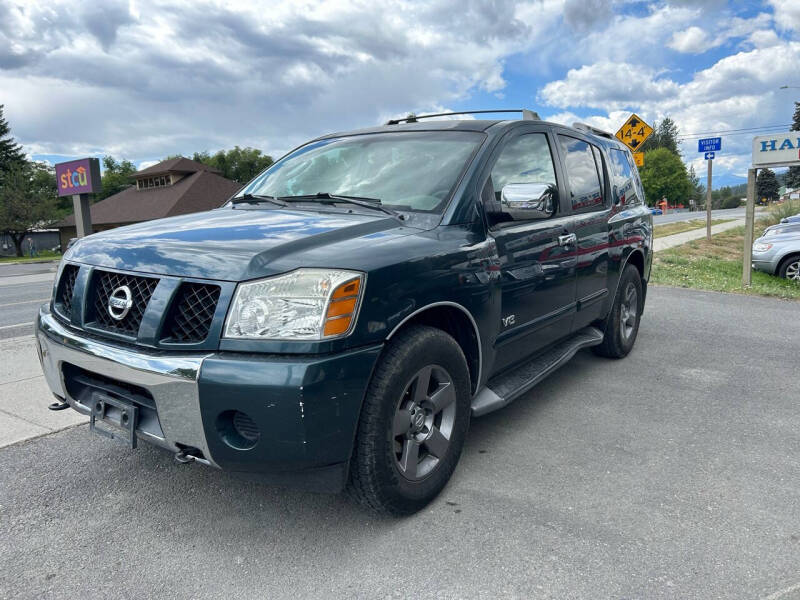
{"left": 756, "top": 232, "right": 800, "bottom": 244}
{"left": 65, "top": 207, "right": 421, "bottom": 281}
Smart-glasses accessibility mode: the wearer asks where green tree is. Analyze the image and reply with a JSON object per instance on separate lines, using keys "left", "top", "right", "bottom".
{"left": 0, "top": 161, "right": 58, "bottom": 256}
{"left": 756, "top": 168, "right": 780, "bottom": 202}
{"left": 687, "top": 164, "right": 705, "bottom": 205}
{"left": 0, "top": 104, "right": 25, "bottom": 176}
{"left": 640, "top": 116, "right": 680, "bottom": 154}
{"left": 192, "top": 146, "right": 274, "bottom": 183}
{"left": 787, "top": 101, "right": 800, "bottom": 189}
{"left": 638, "top": 147, "right": 691, "bottom": 206}
{"left": 98, "top": 156, "right": 136, "bottom": 200}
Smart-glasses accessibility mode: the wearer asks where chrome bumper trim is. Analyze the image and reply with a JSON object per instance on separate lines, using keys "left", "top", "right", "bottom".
{"left": 36, "top": 305, "right": 218, "bottom": 466}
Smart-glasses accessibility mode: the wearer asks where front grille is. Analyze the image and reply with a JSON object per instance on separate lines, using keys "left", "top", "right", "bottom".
{"left": 54, "top": 264, "right": 79, "bottom": 319}
{"left": 90, "top": 270, "right": 159, "bottom": 336}
{"left": 162, "top": 283, "right": 220, "bottom": 343}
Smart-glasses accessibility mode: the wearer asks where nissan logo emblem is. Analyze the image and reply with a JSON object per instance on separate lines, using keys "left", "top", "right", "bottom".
{"left": 107, "top": 285, "right": 133, "bottom": 320}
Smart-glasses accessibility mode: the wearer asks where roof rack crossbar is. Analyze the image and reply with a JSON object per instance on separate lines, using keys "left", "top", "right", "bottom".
{"left": 572, "top": 122, "right": 615, "bottom": 140}
{"left": 386, "top": 109, "right": 540, "bottom": 125}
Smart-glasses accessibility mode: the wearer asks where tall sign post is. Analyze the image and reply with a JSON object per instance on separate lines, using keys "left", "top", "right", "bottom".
{"left": 698, "top": 137, "right": 721, "bottom": 241}
{"left": 743, "top": 131, "right": 800, "bottom": 286}
{"left": 55, "top": 158, "right": 102, "bottom": 238}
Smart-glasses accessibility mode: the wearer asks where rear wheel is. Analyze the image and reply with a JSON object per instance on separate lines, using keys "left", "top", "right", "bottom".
{"left": 778, "top": 255, "right": 800, "bottom": 281}
{"left": 348, "top": 325, "right": 471, "bottom": 515}
{"left": 593, "top": 264, "right": 643, "bottom": 359}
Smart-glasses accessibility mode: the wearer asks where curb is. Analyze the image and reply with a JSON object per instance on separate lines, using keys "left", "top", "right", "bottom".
{"left": 0, "top": 258, "right": 61, "bottom": 266}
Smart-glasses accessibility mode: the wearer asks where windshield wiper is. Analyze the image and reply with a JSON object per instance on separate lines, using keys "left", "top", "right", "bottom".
{"left": 278, "top": 192, "right": 405, "bottom": 220}
{"left": 231, "top": 193, "right": 288, "bottom": 207}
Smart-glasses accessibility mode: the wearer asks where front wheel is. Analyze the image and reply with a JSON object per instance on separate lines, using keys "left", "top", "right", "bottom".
{"left": 348, "top": 325, "right": 471, "bottom": 515}
{"left": 778, "top": 255, "right": 800, "bottom": 281}
{"left": 593, "top": 264, "right": 643, "bottom": 359}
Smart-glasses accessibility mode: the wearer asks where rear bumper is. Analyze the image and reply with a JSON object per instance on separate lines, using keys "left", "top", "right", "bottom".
{"left": 36, "top": 305, "right": 382, "bottom": 491}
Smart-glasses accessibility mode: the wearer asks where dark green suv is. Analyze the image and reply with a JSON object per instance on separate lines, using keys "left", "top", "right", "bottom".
{"left": 38, "top": 110, "right": 652, "bottom": 515}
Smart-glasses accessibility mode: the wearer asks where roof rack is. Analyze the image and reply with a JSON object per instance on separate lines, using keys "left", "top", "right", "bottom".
{"left": 386, "top": 109, "right": 540, "bottom": 125}
{"left": 572, "top": 122, "right": 615, "bottom": 140}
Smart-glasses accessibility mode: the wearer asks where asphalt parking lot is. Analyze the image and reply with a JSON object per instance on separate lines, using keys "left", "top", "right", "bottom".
{"left": 1, "top": 285, "right": 799, "bottom": 600}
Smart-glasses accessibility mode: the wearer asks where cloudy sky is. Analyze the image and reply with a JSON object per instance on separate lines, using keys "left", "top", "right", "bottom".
{"left": 1, "top": 0, "right": 799, "bottom": 186}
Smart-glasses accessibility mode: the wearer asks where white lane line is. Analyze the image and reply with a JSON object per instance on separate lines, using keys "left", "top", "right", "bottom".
{"left": 0, "top": 322, "right": 32, "bottom": 330}
{"left": 0, "top": 298, "right": 49, "bottom": 308}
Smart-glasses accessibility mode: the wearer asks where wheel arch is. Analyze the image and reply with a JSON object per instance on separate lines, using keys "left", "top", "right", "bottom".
{"left": 386, "top": 302, "right": 482, "bottom": 394}
{"left": 625, "top": 248, "right": 646, "bottom": 280}
{"left": 776, "top": 252, "right": 800, "bottom": 276}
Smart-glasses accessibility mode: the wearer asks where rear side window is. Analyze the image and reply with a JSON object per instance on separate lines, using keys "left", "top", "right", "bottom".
{"left": 608, "top": 148, "right": 641, "bottom": 206}
{"left": 557, "top": 135, "right": 604, "bottom": 213}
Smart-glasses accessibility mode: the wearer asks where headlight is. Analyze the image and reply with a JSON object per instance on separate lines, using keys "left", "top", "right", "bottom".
{"left": 223, "top": 268, "right": 364, "bottom": 340}
{"left": 752, "top": 242, "right": 773, "bottom": 252}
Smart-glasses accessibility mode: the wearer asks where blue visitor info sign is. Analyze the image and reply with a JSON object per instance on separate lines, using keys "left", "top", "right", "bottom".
{"left": 698, "top": 137, "right": 721, "bottom": 153}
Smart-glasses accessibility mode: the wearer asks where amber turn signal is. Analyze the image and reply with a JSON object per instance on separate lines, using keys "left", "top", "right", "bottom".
{"left": 323, "top": 277, "right": 362, "bottom": 337}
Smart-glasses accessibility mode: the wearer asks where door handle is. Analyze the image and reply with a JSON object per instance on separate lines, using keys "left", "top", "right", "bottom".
{"left": 558, "top": 233, "right": 577, "bottom": 247}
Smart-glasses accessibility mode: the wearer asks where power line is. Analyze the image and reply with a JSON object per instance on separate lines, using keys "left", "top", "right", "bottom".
{"left": 677, "top": 123, "right": 793, "bottom": 140}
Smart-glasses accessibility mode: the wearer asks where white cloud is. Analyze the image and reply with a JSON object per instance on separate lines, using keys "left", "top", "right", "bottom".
{"left": 769, "top": 0, "right": 800, "bottom": 31}
{"left": 668, "top": 26, "right": 709, "bottom": 54}
{"left": 538, "top": 40, "right": 800, "bottom": 178}
{"left": 0, "top": 0, "right": 563, "bottom": 161}
{"left": 538, "top": 63, "right": 680, "bottom": 111}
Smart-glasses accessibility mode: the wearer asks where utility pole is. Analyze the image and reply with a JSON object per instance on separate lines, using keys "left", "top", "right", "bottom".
{"left": 706, "top": 158, "right": 713, "bottom": 241}
{"left": 742, "top": 168, "right": 757, "bottom": 287}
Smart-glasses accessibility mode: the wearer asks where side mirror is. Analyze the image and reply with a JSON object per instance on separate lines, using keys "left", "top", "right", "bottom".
{"left": 500, "top": 182, "right": 557, "bottom": 220}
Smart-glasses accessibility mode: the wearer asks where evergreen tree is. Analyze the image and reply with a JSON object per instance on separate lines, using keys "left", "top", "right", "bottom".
{"left": 0, "top": 104, "right": 25, "bottom": 175}
{"left": 756, "top": 168, "right": 780, "bottom": 202}
{"left": 640, "top": 116, "right": 680, "bottom": 154}
{"left": 787, "top": 101, "right": 800, "bottom": 189}
{"left": 688, "top": 164, "right": 705, "bottom": 203}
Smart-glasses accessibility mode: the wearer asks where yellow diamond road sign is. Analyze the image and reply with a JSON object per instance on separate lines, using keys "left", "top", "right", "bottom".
{"left": 615, "top": 113, "right": 653, "bottom": 152}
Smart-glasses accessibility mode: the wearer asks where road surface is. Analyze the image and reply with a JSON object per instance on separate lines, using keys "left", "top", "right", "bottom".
{"left": 0, "top": 262, "right": 58, "bottom": 341}
{"left": 652, "top": 207, "right": 763, "bottom": 225}
{"left": 1, "top": 286, "right": 799, "bottom": 599}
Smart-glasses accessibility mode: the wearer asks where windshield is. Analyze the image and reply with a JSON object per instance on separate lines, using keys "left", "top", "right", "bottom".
{"left": 237, "top": 131, "right": 484, "bottom": 212}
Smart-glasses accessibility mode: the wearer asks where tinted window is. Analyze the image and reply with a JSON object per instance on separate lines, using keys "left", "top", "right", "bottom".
{"left": 490, "top": 133, "right": 558, "bottom": 195}
{"left": 609, "top": 148, "right": 640, "bottom": 205}
{"left": 558, "top": 135, "right": 604, "bottom": 212}
{"left": 239, "top": 131, "right": 483, "bottom": 213}
{"left": 484, "top": 133, "right": 559, "bottom": 224}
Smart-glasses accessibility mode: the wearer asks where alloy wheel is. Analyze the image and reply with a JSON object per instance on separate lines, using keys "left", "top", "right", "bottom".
{"left": 619, "top": 282, "right": 638, "bottom": 341}
{"left": 392, "top": 365, "right": 457, "bottom": 481}
{"left": 786, "top": 260, "right": 800, "bottom": 281}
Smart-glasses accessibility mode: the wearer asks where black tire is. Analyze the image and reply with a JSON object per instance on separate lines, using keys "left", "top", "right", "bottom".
{"left": 777, "top": 254, "right": 800, "bottom": 282}
{"left": 347, "top": 325, "right": 471, "bottom": 515}
{"left": 593, "top": 264, "right": 643, "bottom": 359}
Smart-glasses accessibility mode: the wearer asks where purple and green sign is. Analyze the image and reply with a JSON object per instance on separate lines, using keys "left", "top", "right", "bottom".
{"left": 55, "top": 158, "right": 102, "bottom": 197}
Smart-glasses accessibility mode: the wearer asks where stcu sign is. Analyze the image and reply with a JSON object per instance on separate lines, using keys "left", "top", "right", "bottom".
{"left": 54, "top": 157, "right": 102, "bottom": 239}
{"left": 55, "top": 158, "right": 102, "bottom": 197}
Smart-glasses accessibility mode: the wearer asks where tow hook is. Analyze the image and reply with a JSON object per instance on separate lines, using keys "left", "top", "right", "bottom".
{"left": 48, "top": 398, "right": 70, "bottom": 411}
{"left": 174, "top": 447, "right": 211, "bottom": 466}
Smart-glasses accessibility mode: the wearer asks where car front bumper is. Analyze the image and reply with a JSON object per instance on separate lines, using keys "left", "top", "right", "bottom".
{"left": 36, "top": 305, "right": 382, "bottom": 491}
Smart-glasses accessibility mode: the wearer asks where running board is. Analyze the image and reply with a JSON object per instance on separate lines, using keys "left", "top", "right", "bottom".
{"left": 471, "top": 326, "right": 604, "bottom": 417}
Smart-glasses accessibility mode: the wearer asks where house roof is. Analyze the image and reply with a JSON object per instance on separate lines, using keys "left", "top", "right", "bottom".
{"left": 134, "top": 157, "right": 221, "bottom": 178}
{"left": 58, "top": 168, "right": 241, "bottom": 227}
